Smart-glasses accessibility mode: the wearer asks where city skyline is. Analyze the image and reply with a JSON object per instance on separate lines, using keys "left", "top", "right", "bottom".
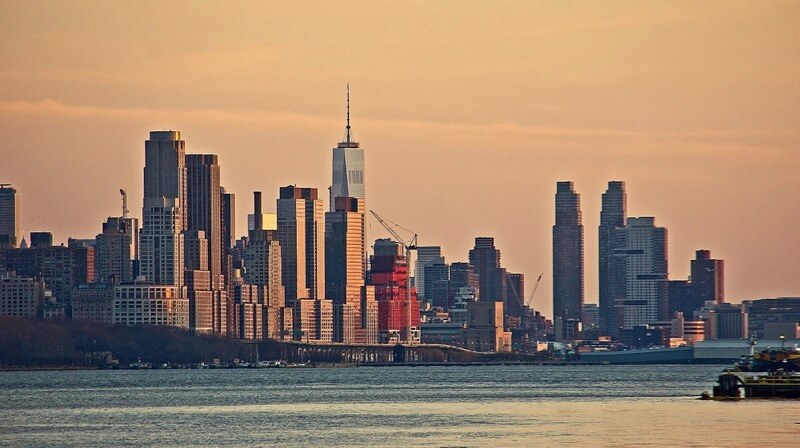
{"left": 2, "top": 2, "right": 799, "bottom": 318}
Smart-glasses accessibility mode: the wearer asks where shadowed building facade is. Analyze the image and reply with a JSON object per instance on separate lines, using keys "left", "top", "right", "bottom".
{"left": 0, "top": 184, "right": 19, "bottom": 248}
{"left": 599, "top": 181, "right": 626, "bottom": 334}
{"left": 553, "top": 181, "right": 584, "bottom": 324}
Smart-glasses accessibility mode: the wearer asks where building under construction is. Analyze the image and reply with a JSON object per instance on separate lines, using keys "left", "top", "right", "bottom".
{"left": 369, "top": 238, "right": 420, "bottom": 343}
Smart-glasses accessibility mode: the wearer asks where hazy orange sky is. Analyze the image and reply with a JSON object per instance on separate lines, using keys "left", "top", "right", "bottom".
{"left": 2, "top": 1, "right": 798, "bottom": 317}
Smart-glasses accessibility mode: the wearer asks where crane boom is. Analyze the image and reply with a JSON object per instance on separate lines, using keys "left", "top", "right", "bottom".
{"left": 369, "top": 210, "right": 418, "bottom": 344}
{"left": 526, "top": 273, "right": 543, "bottom": 308}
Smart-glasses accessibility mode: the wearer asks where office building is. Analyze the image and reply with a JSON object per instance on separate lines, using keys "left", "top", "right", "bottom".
{"left": 184, "top": 230, "right": 214, "bottom": 333}
{"left": 0, "top": 273, "right": 50, "bottom": 319}
{"left": 112, "top": 284, "right": 189, "bottom": 328}
{"left": 742, "top": 297, "right": 800, "bottom": 338}
{"left": 423, "top": 260, "right": 450, "bottom": 310}
{"left": 277, "top": 185, "right": 324, "bottom": 305}
{"left": 330, "top": 85, "right": 365, "bottom": 209}
{"left": 186, "top": 154, "right": 223, "bottom": 288}
{"left": 0, "top": 184, "right": 19, "bottom": 248}
{"left": 325, "top": 196, "right": 367, "bottom": 343}
{"left": 415, "top": 246, "right": 443, "bottom": 302}
{"left": 690, "top": 249, "right": 724, "bottom": 306}
{"left": 463, "top": 301, "right": 512, "bottom": 352}
{"left": 5, "top": 240, "right": 94, "bottom": 310}
{"left": 553, "top": 181, "right": 584, "bottom": 322}
{"left": 612, "top": 217, "right": 669, "bottom": 332}
{"left": 72, "top": 283, "right": 115, "bottom": 323}
{"left": 140, "top": 130, "right": 186, "bottom": 287}
{"left": 94, "top": 216, "right": 138, "bottom": 284}
{"left": 468, "top": 237, "right": 499, "bottom": 301}
{"left": 599, "top": 181, "right": 626, "bottom": 333}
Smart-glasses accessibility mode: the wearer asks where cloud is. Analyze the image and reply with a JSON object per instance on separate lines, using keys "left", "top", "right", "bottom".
{"left": 2, "top": 98, "right": 795, "bottom": 153}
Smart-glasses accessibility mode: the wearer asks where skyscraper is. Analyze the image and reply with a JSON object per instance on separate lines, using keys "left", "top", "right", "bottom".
{"left": 325, "top": 196, "right": 366, "bottom": 342}
{"left": 416, "top": 246, "right": 443, "bottom": 302}
{"left": 277, "top": 185, "right": 325, "bottom": 305}
{"left": 140, "top": 130, "right": 186, "bottom": 287}
{"left": 330, "top": 85, "right": 365, "bottom": 209}
{"left": 0, "top": 184, "right": 20, "bottom": 248}
{"left": 468, "top": 237, "right": 500, "bottom": 301}
{"left": 186, "top": 154, "right": 222, "bottom": 288}
{"left": 599, "top": 181, "right": 626, "bottom": 333}
{"left": 691, "top": 249, "right": 724, "bottom": 305}
{"left": 612, "top": 217, "right": 669, "bottom": 331}
{"left": 184, "top": 230, "right": 213, "bottom": 333}
{"left": 244, "top": 192, "right": 284, "bottom": 307}
{"left": 552, "top": 181, "right": 584, "bottom": 322}
{"left": 94, "top": 216, "right": 138, "bottom": 283}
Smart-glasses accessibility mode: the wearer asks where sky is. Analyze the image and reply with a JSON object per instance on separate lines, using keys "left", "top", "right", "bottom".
{"left": 1, "top": 1, "right": 798, "bottom": 317}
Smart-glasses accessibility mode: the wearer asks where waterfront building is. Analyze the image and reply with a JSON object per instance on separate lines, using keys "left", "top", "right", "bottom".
{"left": 140, "top": 130, "right": 186, "bottom": 287}
{"left": 94, "top": 216, "right": 138, "bottom": 284}
{"left": 742, "top": 297, "right": 800, "bottom": 338}
{"left": 612, "top": 217, "right": 669, "bottom": 332}
{"left": 5, "top": 240, "right": 94, "bottom": 311}
{"left": 360, "top": 285, "right": 379, "bottom": 344}
{"left": 553, "top": 181, "right": 584, "bottom": 324}
{"left": 599, "top": 181, "right": 626, "bottom": 334}
{"left": 294, "top": 297, "right": 334, "bottom": 343}
{"left": 112, "top": 284, "right": 189, "bottom": 328}
{"left": 714, "top": 303, "right": 748, "bottom": 339}
{"left": 277, "top": 185, "right": 324, "bottom": 305}
{"left": 554, "top": 317, "right": 583, "bottom": 343}
{"left": 683, "top": 320, "right": 706, "bottom": 344}
{"left": 71, "top": 283, "right": 114, "bottom": 323}
{"left": 0, "top": 272, "right": 50, "bottom": 318}
{"left": 463, "top": 301, "right": 512, "bottom": 352}
{"left": 0, "top": 184, "right": 19, "bottom": 248}
{"left": 231, "top": 276, "right": 263, "bottom": 340}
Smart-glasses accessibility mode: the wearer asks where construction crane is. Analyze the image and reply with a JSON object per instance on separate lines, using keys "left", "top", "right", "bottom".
{"left": 119, "top": 189, "right": 129, "bottom": 219}
{"left": 526, "top": 273, "right": 544, "bottom": 309}
{"left": 369, "top": 210, "right": 418, "bottom": 344}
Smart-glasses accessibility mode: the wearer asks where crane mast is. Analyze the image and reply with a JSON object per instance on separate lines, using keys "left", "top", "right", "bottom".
{"left": 369, "top": 210, "right": 418, "bottom": 344}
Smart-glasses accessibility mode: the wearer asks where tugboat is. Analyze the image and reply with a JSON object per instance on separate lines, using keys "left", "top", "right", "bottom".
{"left": 711, "top": 337, "right": 800, "bottom": 399}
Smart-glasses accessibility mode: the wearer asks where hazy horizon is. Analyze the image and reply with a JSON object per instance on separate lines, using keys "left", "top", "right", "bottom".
{"left": 2, "top": 1, "right": 798, "bottom": 317}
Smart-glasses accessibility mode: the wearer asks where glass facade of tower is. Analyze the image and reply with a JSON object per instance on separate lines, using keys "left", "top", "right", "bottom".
{"left": 552, "top": 181, "right": 584, "bottom": 322}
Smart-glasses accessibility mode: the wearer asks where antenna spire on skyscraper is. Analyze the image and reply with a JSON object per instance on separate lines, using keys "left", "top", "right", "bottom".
{"left": 345, "top": 83, "right": 352, "bottom": 144}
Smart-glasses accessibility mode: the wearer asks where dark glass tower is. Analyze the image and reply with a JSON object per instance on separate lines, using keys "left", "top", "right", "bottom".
{"left": 599, "top": 181, "right": 626, "bottom": 333}
{"left": 468, "top": 237, "right": 500, "bottom": 302}
{"left": 552, "top": 181, "right": 584, "bottom": 321}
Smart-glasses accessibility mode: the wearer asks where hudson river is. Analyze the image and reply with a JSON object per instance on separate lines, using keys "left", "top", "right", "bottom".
{"left": 0, "top": 364, "right": 796, "bottom": 447}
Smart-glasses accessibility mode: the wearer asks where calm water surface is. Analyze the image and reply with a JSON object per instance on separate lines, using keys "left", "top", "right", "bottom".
{"left": 0, "top": 365, "right": 797, "bottom": 447}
